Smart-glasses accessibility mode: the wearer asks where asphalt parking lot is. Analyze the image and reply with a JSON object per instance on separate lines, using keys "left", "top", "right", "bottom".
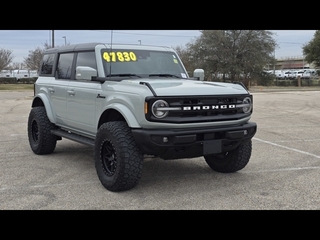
{"left": 1, "top": 88, "right": 320, "bottom": 210}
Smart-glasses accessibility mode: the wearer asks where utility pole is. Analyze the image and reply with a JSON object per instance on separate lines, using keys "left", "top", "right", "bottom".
{"left": 273, "top": 48, "right": 276, "bottom": 75}
{"left": 52, "top": 30, "right": 55, "bottom": 48}
{"left": 49, "top": 30, "right": 51, "bottom": 47}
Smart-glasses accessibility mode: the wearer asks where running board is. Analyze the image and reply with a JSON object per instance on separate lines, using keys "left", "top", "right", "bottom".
{"left": 51, "top": 129, "right": 95, "bottom": 147}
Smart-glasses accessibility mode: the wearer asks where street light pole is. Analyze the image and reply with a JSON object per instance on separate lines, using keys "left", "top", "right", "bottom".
{"left": 62, "top": 36, "right": 67, "bottom": 46}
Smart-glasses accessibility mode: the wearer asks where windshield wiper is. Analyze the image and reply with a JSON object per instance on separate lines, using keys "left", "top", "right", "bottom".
{"left": 106, "top": 73, "right": 141, "bottom": 78}
{"left": 149, "top": 74, "right": 181, "bottom": 78}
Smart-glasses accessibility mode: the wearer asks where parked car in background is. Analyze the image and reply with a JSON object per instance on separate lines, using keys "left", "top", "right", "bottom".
{"left": 274, "top": 70, "right": 284, "bottom": 79}
{"left": 274, "top": 70, "right": 291, "bottom": 80}
{"left": 292, "top": 70, "right": 305, "bottom": 79}
{"left": 0, "top": 70, "right": 12, "bottom": 77}
{"left": 12, "top": 69, "right": 38, "bottom": 81}
{"left": 268, "top": 68, "right": 319, "bottom": 80}
{"left": 302, "top": 70, "right": 312, "bottom": 79}
{"left": 283, "top": 70, "right": 296, "bottom": 79}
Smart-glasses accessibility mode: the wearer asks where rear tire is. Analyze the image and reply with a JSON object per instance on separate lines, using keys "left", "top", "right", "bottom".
{"left": 204, "top": 140, "right": 252, "bottom": 173}
{"left": 94, "top": 121, "right": 143, "bottom": 192}
{"left": 27, "top": 106, "right": 57, "bottom": 154}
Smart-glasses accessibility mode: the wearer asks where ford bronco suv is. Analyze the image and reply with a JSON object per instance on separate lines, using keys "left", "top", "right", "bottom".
{"left": 27, "top": 42, "right": 257, "bottom": 192}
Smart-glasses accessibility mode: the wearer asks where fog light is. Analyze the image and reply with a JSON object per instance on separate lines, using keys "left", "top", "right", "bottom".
{"left": 163, "top": 137, "right": 168, "bottom": 143}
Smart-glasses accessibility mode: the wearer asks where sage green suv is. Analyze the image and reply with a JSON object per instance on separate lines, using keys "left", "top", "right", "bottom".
{"left": 27, "top": 42, "right": 257, "bottom": 192}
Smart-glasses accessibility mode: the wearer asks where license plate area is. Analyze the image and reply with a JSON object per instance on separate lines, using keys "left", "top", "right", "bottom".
{"left": 203, "top": 140, "right": 222, "bottom": 154}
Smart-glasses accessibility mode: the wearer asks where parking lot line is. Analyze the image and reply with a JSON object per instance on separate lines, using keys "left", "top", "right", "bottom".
{"left": 0, "top": 181, "right": 98, "bottom": 192}
{"left": 243, "top": 165, "right": 320, "bottom": 174}
{"left": 253, "top": 137, "right": 320, "bottom": 159}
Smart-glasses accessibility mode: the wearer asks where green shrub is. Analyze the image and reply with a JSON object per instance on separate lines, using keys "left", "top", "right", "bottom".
{"left": 17, "top": 77, "right": 37, "bottom": 84}
{"left": 0, "top": 77, "right": 17, "bottom": 84}
{"left": 0, "top": 77, "right": 37, "bottom": 84}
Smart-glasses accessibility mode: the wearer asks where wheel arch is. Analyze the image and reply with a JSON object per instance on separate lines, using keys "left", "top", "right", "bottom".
{"left": 31, "top": 94, "right": 55, "bottom": 124}
{"left": 98, "top": 104, "right": 141, "bottom": 130}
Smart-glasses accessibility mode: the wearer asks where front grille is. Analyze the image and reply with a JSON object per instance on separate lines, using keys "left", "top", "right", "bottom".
{"left": 146, "top": 95, "right": 252, "bottom": 123}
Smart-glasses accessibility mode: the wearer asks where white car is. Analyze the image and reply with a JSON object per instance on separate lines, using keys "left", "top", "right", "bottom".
{"left": 283, "top": 70, "right": 295, "bottom": 79}
{"left": 302, "top": 70, "right": 312, "bottom": 79}
{"left": 292, "top": 70, "right": 305, "bottom": 79}
{"left": 273, "top": 70, "right": 292, "bottom": 79}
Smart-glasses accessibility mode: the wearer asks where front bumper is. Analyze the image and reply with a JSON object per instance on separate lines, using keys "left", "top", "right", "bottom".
{"left": 131, "top": 122, "right": 257, "bottom": 160}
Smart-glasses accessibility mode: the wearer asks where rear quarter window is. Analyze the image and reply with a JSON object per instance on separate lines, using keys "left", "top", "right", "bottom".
{"left": 40, "top": 53, "right": 55, "bottom": 75}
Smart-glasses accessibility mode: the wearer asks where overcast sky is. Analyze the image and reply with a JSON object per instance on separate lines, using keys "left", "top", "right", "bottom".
{"left": 0, "top": 30, "right": 316, "bottom": 63}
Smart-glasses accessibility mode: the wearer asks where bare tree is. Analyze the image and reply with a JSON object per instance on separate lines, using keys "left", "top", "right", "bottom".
{"left": 0, "top": 49, "right": 14, "bottom": 71}
{"left": 23, "top": 42, "right": 52, "bottom": 72}
{"left": 174, "top": 44, "right": 198, "bottom": 77}
{"left": 10, "top": 62, "right": 21, "bottom": 70}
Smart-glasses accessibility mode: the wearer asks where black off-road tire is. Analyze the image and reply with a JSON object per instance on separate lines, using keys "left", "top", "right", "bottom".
{"left": 204, "top": 140, "right": 252, "bottom": 173}
{"left": 94, "top": 121, "right": 144, "bottom": 192}
{"left": 27, "top": 106, "right": 57, "bottom": 155}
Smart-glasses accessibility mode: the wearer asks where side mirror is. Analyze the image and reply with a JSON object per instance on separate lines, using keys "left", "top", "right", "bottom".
{"left": 76, "top": 66, "right": 97, "bottom": 80}
{"left": 193, "top": 69, "right": 204, "bottom": 81}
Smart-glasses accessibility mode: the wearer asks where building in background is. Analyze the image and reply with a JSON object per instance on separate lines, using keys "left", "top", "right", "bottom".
{"left": 267, "top": 56, "right": 316, "bottom": 71}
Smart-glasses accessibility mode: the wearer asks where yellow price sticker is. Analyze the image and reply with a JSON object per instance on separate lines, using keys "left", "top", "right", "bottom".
{"left": 103, "top": 51, "right": 137, "bottom": 62}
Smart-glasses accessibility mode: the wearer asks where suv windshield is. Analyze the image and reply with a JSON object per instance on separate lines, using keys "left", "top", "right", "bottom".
{"left": 101, "top": 49, "right": 188, "bottom": 78}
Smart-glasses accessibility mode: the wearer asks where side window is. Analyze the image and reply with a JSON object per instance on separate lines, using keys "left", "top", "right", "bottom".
{"left": 76, "top": 51, "right": 97, "bottom": 70}
{"left": 56, "top": 53, "right": 75, "bottom": 79}
{"left": 40, "top": 53, "right": 55, "bottom": 75}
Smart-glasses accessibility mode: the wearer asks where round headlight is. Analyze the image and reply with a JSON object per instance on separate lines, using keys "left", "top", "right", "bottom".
{"left": 151, "top": 100, "right": 169, "bottom": 118}
{"left": 242, "top": 97, "right": 252, "bottom": 113}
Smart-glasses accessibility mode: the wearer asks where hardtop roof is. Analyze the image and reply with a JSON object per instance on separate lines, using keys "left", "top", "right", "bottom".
{"left": 44, "top": 42, "right": 174, "bottom": 54}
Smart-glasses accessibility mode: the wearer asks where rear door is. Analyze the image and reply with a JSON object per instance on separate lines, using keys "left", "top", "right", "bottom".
{"left": 51, "top": 52, "right": 74, "bottom": 125}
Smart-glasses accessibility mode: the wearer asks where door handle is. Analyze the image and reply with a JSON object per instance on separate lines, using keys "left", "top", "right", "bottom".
{"left": 48, "top": 88, "right": 55, "bottom": 93}
{"left": 67, "top": 90, "right": 75, "bottom": 96}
